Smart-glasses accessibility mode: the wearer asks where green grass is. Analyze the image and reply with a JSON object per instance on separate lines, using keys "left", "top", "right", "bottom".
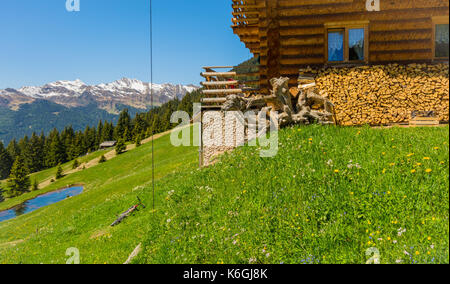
{"left": 0, "top": 132, "right": 198, "bottom": 263}
{"left": 135, "top": 125, "right": 449, "bottom": 264}
{"left": 0, "top": 125, "right": 448, "bottom": 264}
{"left": 0, "top": 149, "right": 108, "bottom": 211}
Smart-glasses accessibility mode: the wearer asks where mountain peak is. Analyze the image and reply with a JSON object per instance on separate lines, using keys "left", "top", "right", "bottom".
{"left": 1, "top": 78, "right": 199, "bottom": 110}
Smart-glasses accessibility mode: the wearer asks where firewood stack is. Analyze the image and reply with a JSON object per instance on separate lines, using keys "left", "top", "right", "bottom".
{"left": 263, "top": 77, "right": 335, "bottom": 127}
{"left": 300, "top": 63, "right": 449, "bottom": 126}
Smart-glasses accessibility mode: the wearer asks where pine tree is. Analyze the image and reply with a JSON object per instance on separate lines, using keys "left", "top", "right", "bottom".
{"left": 115, "top": 109, "right": 131, "bottom": 141}
{"left": 72, "top": 159, "right": 80, "bottom": 169}
{"left": 0, "top": 141, "right": 13, "bottom": 180}
{"left": 55, "top": 164, "right": 64, "bottom": 180}
{"left": 6, "top": 139, "right": 21, "bottom": 163}
{"left": 47, "top": 131, "right": 66, "bottom": 167}
{"left": 135, "top": 134, "right": 142, "bottom": 148}
{"left": 115, "top": 139, "right": 126, "bottom": 155}
{"left": 28, "top": 133, "right": 45, "bottom": 172}
{"left": 5, "top": 155, "right": 31, "bottom": 197}
{"left": 99, "top": 155, "right": 107, "bottom": 163}
{"left": 32, "top": 179, "right": 39, "bottom": 191}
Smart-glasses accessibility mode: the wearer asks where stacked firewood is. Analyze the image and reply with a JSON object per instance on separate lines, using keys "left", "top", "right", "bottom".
{"left": 300, "top": 63, "right": 449, "bottom": 126}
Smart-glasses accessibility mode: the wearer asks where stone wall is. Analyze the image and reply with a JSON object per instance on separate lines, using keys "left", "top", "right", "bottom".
{"left": 300, "top": 63, "right": 449, "bottom": 126}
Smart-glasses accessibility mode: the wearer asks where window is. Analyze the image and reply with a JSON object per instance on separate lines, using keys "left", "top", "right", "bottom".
{"left": 434, "top": 23, "right": 449, "bottom": 59}
{"left": 349, "top": 28, "right": 365, "bottom": 61}
{"left": 328, "top": 29, "right": 344, "bottom": 62}
{"left": 325, "top": 22, "right": 369, "bottom": 63}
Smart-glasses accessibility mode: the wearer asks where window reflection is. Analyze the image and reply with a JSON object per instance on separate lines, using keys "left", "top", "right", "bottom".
{"left": 435, "top": 24, "right": 449, "bottom": 58}
{"left": 328, "top": 30, "right": 344, "bottom": 62}
{"left": 349, "top": 28, "right": 365, "bottom": 61}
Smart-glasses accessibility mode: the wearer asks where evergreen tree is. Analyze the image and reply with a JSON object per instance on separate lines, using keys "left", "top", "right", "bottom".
{"left": 28, "top": 133, "right": 45, "bottom": 172}
{"left": 47, "top": 131, "right": 66, "bottom": 167}
{"left": 55, "top": 164, "right": 64, "bottom": 180}
{"left": 135, "top": 134, "right": 142, "bottom": 148}
{"left": 115, "top": 109, "right": 131, "bottom": 141}
{"left": 0, "top": 141, "right": 13, "bottom": 180}
{"left": 99, "top": 155, "right": 107, "bottom": 163}
{"left": 96, "top": 120, "right": 104, "bottom": 145}
{"left": 115, "top": 139, "right": 126, "bottom": 155}
{"left": 6, "top": 139, "right": 21, "bottom": 163}
{"left": 5, "top": 155, "right": 31, "bottom": 197}
{"left": 32, "top": 179, "right": 39, "bottom": 191}
{"left": 72, "top": 159, "right": 80, "bottom": 170}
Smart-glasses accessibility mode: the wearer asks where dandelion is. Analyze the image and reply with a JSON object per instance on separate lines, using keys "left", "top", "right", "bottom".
{"left": 416, "top": 163, "right": 422, "bottom": 166}
{"left": 415, "top": 251, "right": 420, "bottom": 256}
{"left": 423, "top": 157, "right": 431, "bottom": 160}
{"left": 334, "top": 169, "right": 340, "bottom": 173}
{"left": 350, "top": 192, "right": 354, "bottom": 196}
{"left": 407, "top": 153, "right": 414, "bottom": 157}
{"left": 432, "top": 217, "right": 436, "bottom": 221}
{"left": 427, "top": 236, "right": 432, "bottom": 241}
{"left": 389, "top": 163, "right": 395, "bottom": 166}
{"left": 382, "top": 168, "right": 386, "bottom": 174}
{"left": 425, "top": 169, "right": 432, "bottom": 173}
{"left": 411, "top": 169, "right": 416, "bottom": 173}
{"left": 387, "top": 237, "right": 391, "bottom": 241}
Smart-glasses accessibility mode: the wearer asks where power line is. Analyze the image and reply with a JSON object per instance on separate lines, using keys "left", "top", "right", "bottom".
{"left": 150, "top": 0, "right": 155, "bottom": 211}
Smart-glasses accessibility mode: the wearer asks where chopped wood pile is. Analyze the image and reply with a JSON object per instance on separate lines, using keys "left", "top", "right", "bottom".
{"left": 302, "top": 63, "right": 449, "bottom": 126}
{"left": 263, "top": 77, "right": 335, "bottom": 127}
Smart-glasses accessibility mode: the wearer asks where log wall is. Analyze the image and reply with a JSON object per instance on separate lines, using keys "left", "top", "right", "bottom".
{"left": 233, "top": 0, "right": 449, "bottom": 92}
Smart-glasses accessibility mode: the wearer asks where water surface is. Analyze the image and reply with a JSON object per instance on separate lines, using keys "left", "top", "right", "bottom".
{"left": 0, "top": 186, "right": 83, "bottom": 223}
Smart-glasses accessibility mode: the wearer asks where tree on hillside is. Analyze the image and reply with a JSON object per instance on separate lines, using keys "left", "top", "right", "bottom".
{"left": 55, "top": 164, "right": 64, "bottom": 180}
{"left": 47, "top": 131, "right": 66, "bottom": 167}
{"left": 135, "top": 134, "right": 142, "bottom": 148}
{"left": 28, "top": 133, "right": 45, "bottom": 172}
{"left": 6, "top": 139, "right": 21, "bottom": 164}
{"left": 5, "top": 155, "right": 31, "bottom": 197}
{"left": 32, "top": 179, "right": 39, "bottom": 191}
{"left": 99, "top": 155, "right": 107, "bottom": 163}
{"left": 115, "top": 109, "right": 131, "bottom": 141}
{"left": 0, "top": 141, "right": 13, "bottom": 180}
{"left": 72, "top": 159, "right": 80, "bottom": 170}
{"left": 115, "top": 139, "right": 126, "bottom": 155}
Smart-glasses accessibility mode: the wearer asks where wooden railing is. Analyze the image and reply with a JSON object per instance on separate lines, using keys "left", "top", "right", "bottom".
{"left": 200, "top": 66, "right": 260, "bottom": 108}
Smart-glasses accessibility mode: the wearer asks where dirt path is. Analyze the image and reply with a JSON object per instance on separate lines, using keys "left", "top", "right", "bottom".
{"left": 37, "top": 129, "right": 176, "bottom": 189}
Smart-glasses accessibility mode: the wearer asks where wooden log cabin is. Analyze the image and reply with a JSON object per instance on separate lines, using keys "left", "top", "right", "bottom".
{"left": 231, "top": 0, "right": 449, "bottom": 91}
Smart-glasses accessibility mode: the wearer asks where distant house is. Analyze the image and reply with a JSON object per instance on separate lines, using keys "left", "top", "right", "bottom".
{"left": 99, "top": 141, "right": 117, "bottom": 150}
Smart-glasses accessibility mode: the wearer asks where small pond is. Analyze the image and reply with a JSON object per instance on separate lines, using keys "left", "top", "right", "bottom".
{"left": 0, "top": 186, "right": 83, "bottom": 223}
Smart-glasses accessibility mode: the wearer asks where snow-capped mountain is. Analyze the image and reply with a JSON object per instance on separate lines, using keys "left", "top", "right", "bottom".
{"left": 0, "top": 78, "right": 199, "bottom": 112}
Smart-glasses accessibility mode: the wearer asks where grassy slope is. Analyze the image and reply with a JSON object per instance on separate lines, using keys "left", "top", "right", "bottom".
{"left": 0, "top": 125, "right": 448, "bottom": 264}
{"left": 0, "top": 132, "right": 197, "bottom": 263}
{"left": 135, "top": 125, "right": 449, "bottom": 264}
{"left": 0, "top": 150, "right": 108, "bottom": 209}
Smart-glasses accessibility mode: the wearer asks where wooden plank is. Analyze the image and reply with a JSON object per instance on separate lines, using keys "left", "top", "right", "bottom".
{"left": 201, "top": 72, "right": 237, "bottom": 77}
{"left": 202, "top": 89, "right": 243, "bottom": 95}
{"left": 201, "top": 81, "right": 238, "bottom": 86}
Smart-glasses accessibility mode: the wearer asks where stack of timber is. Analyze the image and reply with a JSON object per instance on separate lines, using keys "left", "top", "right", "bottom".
{"left": 200, "top": 66, "right": 261, "bottom": 109}
{"left": 300, "top": 63, "right": 449, "bottom": 126}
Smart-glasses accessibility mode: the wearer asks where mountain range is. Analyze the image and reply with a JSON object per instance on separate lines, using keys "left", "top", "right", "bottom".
{"left": 0, "top": 78, "right": 198, "bottom": 112}
{"left": 0, "top": 79, "right": 199, "bottom": 144}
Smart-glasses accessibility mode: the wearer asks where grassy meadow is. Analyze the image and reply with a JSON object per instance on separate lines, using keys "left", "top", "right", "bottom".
{"left": 0, "top": 125, "right": 448, "bottom": 264}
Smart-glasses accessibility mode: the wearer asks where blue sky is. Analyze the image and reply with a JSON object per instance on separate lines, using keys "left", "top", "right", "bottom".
{"left": 0, "top": 0, "right": 252, "bottom": 88}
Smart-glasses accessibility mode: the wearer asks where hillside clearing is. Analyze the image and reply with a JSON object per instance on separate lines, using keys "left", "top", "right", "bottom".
{"left": 0, "top": 125, "right": 448, "bottom": 264}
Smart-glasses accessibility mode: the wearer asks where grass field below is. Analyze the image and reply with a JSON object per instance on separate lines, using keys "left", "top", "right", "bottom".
{"left": 0, "top": 125, "right": 448, "bottom": 264}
